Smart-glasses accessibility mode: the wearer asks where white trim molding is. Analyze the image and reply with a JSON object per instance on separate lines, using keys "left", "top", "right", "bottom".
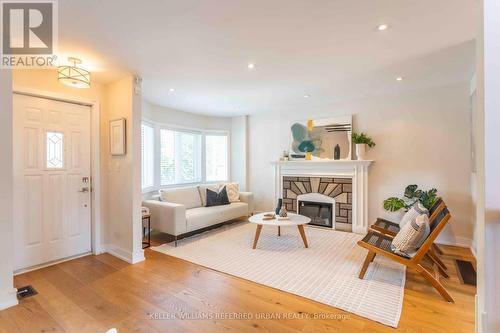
{"left": 0, "top": 288, "right": 18, "bottom": 311}
{"left": 103, "top": 244, "right": 145, "bottom": 264}
{"left": 272, "top": 160, "right": 373, "bottom": 234}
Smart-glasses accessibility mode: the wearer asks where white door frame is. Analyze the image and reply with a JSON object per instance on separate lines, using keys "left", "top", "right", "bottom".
{"left": 13, "top": 86, "right": 103, "bottom": 256}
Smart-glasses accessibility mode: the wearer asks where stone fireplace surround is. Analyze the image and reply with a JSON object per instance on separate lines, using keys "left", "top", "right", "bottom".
{"left": 283, "top": 176, "right": 353, "bottom": 231}
{"left": 272, "top": 160, "right": 373, "bottom": 234}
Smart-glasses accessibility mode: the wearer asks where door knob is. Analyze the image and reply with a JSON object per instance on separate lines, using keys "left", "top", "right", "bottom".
{"left": 78, "top": 187, "right": 89, "bottom": 193}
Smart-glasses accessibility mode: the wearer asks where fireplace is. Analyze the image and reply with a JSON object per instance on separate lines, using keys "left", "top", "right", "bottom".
{"left": 298, "top": 201, "right": 333, "bottom": 228}
{"left": 272, "top": 160, "right": 373, "bottom": 234}
{"left": 296, "top": 192, "right": 336, "bottom": 229}
{"left": 286, "top": 178, "right": 350, "bottom": 230}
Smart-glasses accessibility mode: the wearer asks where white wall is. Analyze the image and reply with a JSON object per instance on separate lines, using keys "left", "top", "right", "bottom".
{"left": 13, "top": 69, "right": 104, "bottom": 101}
{"left": 248, "top": 82, "right": 473, "bottom": 246}
{"left": 102, "top": 76, "right": 144, "bottom": 263}
{"left": 231, "top": 116, "right": 248, "bottom": 191}
{"left": 470, "top": 74, "right": 479, "bottom": 256}
{"left": 142, "top": 101, "right": 232, "bottom": 131}
{"left": 480, "top": 0, "right": 500, "bottom": 331}
{"left": 0, "top": 70, "right": 18, "bottom": 310}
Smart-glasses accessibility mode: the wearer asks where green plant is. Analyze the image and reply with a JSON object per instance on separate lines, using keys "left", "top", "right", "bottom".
{"left": 383, "top": 184, "right": 438, "bottom": 212}
{"left": 383, "top": 197, "right": 407, "bottom": 212}
{"left": 352, "top": 132, "right": 376, "bottom": 148}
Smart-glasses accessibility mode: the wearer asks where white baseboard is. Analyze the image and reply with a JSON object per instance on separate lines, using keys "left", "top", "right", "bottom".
{"left": 14, "top": 252, "right": 92, "bottom": 275}
{"left": 131, "top": 249, "right": 145, "bottom": 264}
{"left": 103, "top": 244, "right": 145, "bottom": 264}
{"left": 92, "top": 244, "right": 106, "bottom": 256}
{"left": 0, "top": 288, "right": 18, "bottom": 310}
{"left": 352, "top": 225, "right": 368, "bottom": 235}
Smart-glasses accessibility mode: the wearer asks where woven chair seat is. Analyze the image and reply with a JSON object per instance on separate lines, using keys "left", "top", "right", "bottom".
{"left": 360, "top": 231, "right": 393, "bottom": 252}
{"left": 360, "top": 231, "right": 401, "bottom": 255}
{"left": 373, "top": 219, "right": 400, "bottom": 234}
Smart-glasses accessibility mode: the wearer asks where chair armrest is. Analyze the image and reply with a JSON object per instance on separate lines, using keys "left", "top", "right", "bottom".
{"left": 142, "top": 200, "right": 187, "bottom": 236}
{"left": 239, "top": 192, "right": 254, "bottom": 215}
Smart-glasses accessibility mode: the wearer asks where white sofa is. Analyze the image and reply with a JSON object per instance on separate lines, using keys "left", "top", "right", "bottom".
{"left": 143, "top": 185, "right": 254, "bottom": 244}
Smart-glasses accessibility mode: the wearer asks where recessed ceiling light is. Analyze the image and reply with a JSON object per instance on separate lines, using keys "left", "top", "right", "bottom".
{"left": 169, "top": 88, "right": 175, "bottom": 92}
{"left": 396, "top": 76, "right": 404, "bottom": 81}
{"left": 377, "top": 24, "right": 388, "bottom": 31}
{"left": 247, "top": 63, "right": 255, "bottom": 69}
{"left": 304, "top": 94, "right": 311, "bottom": 98}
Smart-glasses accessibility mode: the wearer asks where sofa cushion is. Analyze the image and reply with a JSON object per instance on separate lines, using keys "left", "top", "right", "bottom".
{"left": 218, "top": 202, "right": 248, "bottom": 220}
{"left": 206, "top": 187, "right": 230, "bottom": 207}
{"left": 198, "top": 183, "right": 220, "bottom": 206}
{"left": 185, "top": 202, "right": 249, "bottom": 232}
{"left": 186, "top": 206, "right": 222, "bottom": 232}
{"left": 159, "top": 186, "right": 202, "bottom": 209}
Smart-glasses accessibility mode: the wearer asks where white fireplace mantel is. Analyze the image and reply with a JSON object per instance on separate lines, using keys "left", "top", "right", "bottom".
{"left": 271, "top": 160, "right": 373, "bottom": 234}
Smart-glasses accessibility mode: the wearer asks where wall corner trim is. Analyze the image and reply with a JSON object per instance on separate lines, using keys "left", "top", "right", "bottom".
{"left": 103, "top": 244, "right": 145, "bottom": 264}
{"left": 0, "top": 288, "right": 19, "bottom": 311}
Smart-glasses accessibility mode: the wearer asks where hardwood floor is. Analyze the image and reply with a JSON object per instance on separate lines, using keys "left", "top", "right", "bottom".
{"left": 0, "top": 238, "right": 476, "bottom": 333}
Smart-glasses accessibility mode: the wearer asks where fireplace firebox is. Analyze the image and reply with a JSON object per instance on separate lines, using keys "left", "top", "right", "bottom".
{"left": 298, "top": 200, "right": 333, "bottom": 228}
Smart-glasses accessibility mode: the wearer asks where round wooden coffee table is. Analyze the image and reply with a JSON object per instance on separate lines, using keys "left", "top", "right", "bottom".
{"left": 248, "top": 212, "right": 311, "bottom": 249}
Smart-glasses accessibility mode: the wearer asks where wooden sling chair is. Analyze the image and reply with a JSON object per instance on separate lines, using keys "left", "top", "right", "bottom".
{"left": 357, "top": 206, "right": 454, "bottom": 302}
{"left": 370, "top": 197, "right": 448, "bottom": 271}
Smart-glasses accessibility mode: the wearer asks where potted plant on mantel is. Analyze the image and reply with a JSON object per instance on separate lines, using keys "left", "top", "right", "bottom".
{"left": 352, "top": 132, "right": 375, "bottom": 160}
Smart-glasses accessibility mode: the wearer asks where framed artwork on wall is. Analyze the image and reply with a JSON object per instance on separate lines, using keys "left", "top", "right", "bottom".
{"left": 289, "top": 115, "right": 352, "bottom": 160}
{"left": 109, "top": 118, "right": 126, "bottom": 155}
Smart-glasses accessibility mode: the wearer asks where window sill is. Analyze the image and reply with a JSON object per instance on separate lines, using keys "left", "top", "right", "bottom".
{"left": 142, "top": 180, "right": 229, "bottom": 194}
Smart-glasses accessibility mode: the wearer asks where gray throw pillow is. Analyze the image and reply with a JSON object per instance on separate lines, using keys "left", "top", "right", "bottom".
{"left": 206, "top": 186, "right": 230, "bottom": 207}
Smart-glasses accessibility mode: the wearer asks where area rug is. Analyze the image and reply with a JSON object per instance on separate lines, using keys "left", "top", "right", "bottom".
{"left": 151, "top": 222, "right": 406, "bottom": 327}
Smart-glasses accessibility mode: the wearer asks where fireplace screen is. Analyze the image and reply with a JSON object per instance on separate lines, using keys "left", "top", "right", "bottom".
{"left": 298, "top": 200, "right": 333, "bottom": 228}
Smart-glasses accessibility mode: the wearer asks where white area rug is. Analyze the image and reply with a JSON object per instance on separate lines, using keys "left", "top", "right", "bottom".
{"left": 151, "top": 222, "right": 406, "bottom": 327}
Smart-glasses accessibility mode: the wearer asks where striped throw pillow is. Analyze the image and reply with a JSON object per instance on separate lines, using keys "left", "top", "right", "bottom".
{"left": 391, "top": 214, "right": 430, "bottom": 257}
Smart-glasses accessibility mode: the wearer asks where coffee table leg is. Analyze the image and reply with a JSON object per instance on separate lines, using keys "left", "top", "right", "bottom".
{"left": 278, "top": 226, "right": 281, "bottom": 236}
{"left": 253, "top": 224, "right": 263, "bottom": 249}
{"left": 297, "top": 225, "right": 309, "bottom": 248}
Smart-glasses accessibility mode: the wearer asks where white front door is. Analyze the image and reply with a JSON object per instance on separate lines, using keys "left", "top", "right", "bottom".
{"left": 13, "top": 94, "right": 92, "bottom": 271}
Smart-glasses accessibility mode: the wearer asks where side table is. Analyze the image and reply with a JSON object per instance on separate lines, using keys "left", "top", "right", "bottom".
{"left": 142, "top": 213, "right": 151, "bottom": 249}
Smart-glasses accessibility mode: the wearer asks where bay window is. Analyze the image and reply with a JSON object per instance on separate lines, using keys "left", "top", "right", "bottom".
{"left": 205, "top": 134, "right": 228, "bottom": 182}
{"left": 141, "top": 121, "right": 229, "bottom": 190}
{"left": 160, "top": 129, "right": 202, "bottom": 185}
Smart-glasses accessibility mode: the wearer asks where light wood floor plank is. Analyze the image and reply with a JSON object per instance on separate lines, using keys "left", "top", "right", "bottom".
{"left": 1, "top": 242, "right": 475, "bottom": 333}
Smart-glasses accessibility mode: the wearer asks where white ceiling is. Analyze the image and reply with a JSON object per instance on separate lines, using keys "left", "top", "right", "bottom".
{"left": 58, "top": 0, "right": 478, "bottom": 116}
